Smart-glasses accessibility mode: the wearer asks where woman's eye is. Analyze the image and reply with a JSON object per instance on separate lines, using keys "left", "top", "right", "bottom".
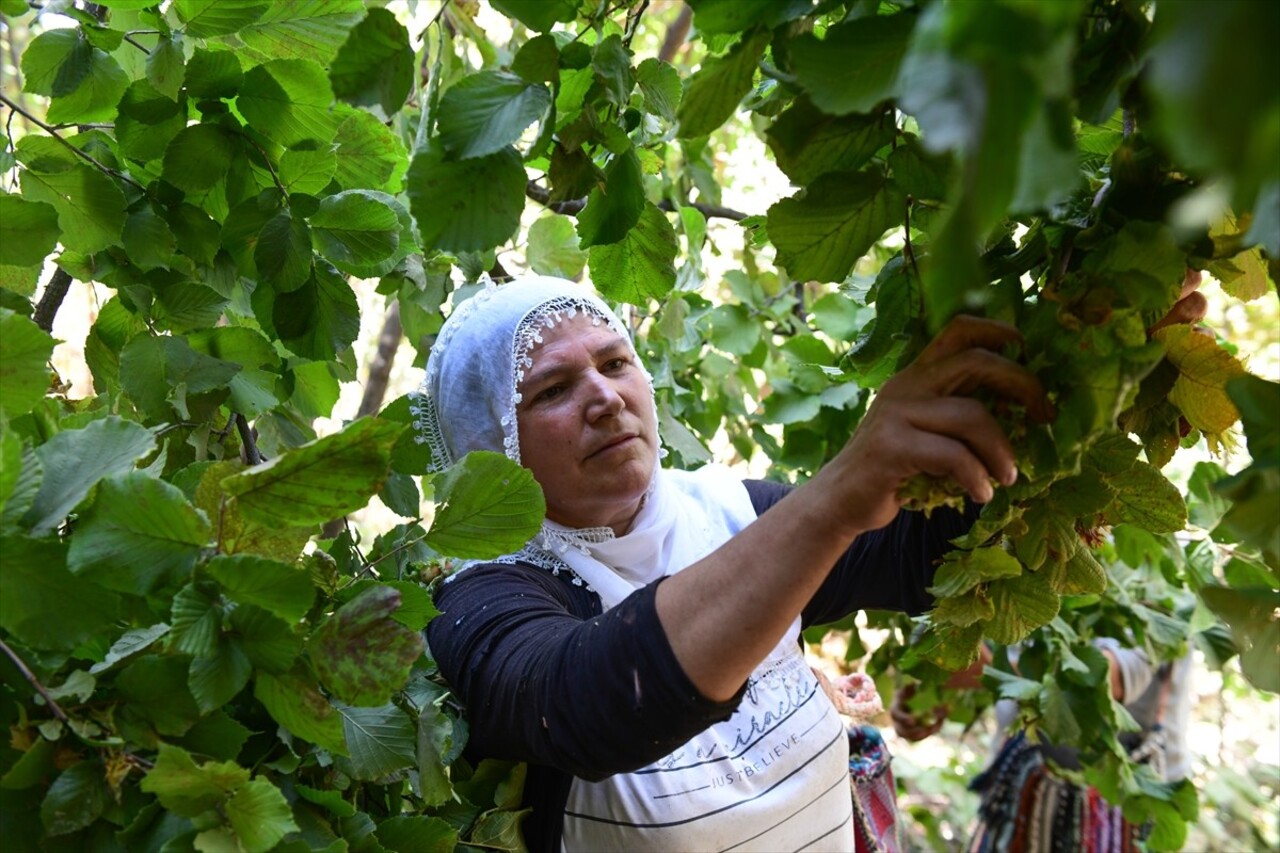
{"left": 604, "top": 357, "right": 628, "bottom": 372}
{"left": 534, "top": 385, "right": 563, "bottom": 403}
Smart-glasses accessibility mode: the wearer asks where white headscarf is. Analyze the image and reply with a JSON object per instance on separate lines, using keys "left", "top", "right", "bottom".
{"left": 413, "top": 276, "right": 756, "bottom": 608}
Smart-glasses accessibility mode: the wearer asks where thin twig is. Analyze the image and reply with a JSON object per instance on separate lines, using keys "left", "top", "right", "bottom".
{"left": 0, "top": 637, "right": 71, "bottom": 724}
{"left": 623, "top": 0, "right": 651, "bottom": 50}
{"left": 903, "top": 195, "right": 921, "bottom": 281}
{"left": 122, "top": 33, "right": 151, "bottom": 54}
{"left": 357, "top": 302, "right": 403, "bottom": 418}
{"left": 244, "top": 136, "right": 289, "bottom": 199}
{"left": 524, "top": 180, "right": 749, "bottom": 221}
{"left": 33, "top": 268, "right": 73, "bottom": 333}
{"left": 0, "top": 93, "right": 148, "bottom": 193}
{"left": 234, "top": 414, "right": 264, "bottom": 466}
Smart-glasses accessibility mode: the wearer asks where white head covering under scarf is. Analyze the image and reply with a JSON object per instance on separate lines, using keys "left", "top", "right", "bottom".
{"left": 411, "top": 276, "right": 756, "bottom": 608}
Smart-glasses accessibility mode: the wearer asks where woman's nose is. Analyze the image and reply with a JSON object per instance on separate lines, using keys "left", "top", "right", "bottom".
{"left": 583, "top": 371, "right": 625, "bottom": 420}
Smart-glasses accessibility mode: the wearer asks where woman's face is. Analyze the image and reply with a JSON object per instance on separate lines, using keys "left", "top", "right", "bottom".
{"left": 515, "top": 315, "right": 658, "bottom": 533}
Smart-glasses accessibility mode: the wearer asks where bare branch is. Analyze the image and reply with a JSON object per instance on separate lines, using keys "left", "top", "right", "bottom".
{"left": 658, "top": 4, "right": 693, "bottom": 63}
{"left": 234, "top": 414, "right": 264, "bottom": 466}
{"left": 0, "top": 637, "right": 70, "bottom": 724}
{"left": 357, "top": 302, "right": 402, "bottom": 418}
{"left": 33, "top": 268, "right": 73, "bottom": 334}
{"left": 525, "top": 180, "right": 749, "bottom": 221}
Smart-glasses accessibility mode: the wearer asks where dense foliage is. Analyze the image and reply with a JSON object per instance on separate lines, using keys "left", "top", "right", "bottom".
{"left": 0, "top": 0, "right": 1275, "bottom": 850}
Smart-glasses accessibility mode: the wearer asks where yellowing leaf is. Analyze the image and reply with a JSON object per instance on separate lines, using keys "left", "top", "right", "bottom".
{"left": 986, "top": 572, "right": 1060, "bottom": 644}
{"left": 1154, "top": 325, "right": 1246, "bottom": 436}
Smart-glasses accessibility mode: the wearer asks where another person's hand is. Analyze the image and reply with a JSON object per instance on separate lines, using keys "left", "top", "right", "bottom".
{"left": 825, "top": 316, "right": 1053, "bottom": 534}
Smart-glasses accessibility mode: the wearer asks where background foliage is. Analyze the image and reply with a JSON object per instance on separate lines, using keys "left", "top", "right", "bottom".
{"left": 0, "top": 0, "right": 1276, "bottom": 850}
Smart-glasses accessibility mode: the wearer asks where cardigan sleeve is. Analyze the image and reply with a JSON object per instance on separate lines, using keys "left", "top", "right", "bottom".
{"left": 741, "top": 479, "right": 979, "bottom": 627}
{"left": 425, "top": 562, "right": 745, "bottom": 782}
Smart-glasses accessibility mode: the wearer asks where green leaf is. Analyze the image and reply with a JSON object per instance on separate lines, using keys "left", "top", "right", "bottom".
{"left": 329, "top": 8, "right": 414, "bottom": 115}
{"left": 43, "top": 45, "right": 128, "bottom": 125}
{"left": 226, "top": 779, "right": 299, "bottom": 853}
{"left": 376, "top": 816, "right": 458, "bottom": 853}
{"left": 1082, "top": 221, "right": 1186, "bottom": 310}
{"left": 1049, "top": 543, "right": 1108, "bottom": 596}
{"left": 25, "top": 417, "right": 156, "bottom": 535}
{"left": 985, "top": 572, "right": 1061, "bottom": 644}
{"left": 1, "top": 737, "right": 55, "bottom": 791}
{"left": 0, "top": 536, "right": 120, "bottom": 651}
{"left": 676, "top": 30, "right": 768, "bottom": 139}
{"left": 0, "top": 431, "right": 20, "bottom": 520}
{"left": 406, "top": 144, "right": 526, "bottom": 252}
{"left": 171, "top": 581, "right": 225, "bottom": 658}
{"left": 140, "top": 744, "right": 248, "bottom": 817}
{"left": 337, "top": 703, "right": 417, "bottom": 781}
{"left": 118, "top": 656, "right": 203, "bottom": 736}
{"left": 237, "top": 59, "right": 339, "bottom": 147}
{"left": 577, "top": 148, "right": 644, "bottom": 249}
{"left": 0, "top": 309, "right": 54, "bottom": 417}
{"left": 1155, "top": 325, "right": 1247, "bottom": 438}
{"left": 587, "top": 202, "right": 678, "bottom": 304}
{"left": 178, "top": 710, "right": 252, "bottom": 762}
{"left": 20, "top": 164, "right": 126, "bottom": 254}
{"left": 928, "top": 546, "right": 1023, "bottom": 599}
{"left": 933, "top": 588, "right": 994, "bottom": 627}
{"left": 512, "top": 34, "right": 560, "bottom": 84}
{"left": 163, "top": 124, "right": 237, "bottom": 192}
{"left": 424, "top": 451, "right": 545, "bottom": 559}
{"left": 333, "top": 108, "right": 407, "bottom": 192}
{"left": 220, "top": 416, "right": 403, "bottom": 527}
{"left": 189, "top": 641, "right": 252, "bottom": 713}
{"left": 206, "top": 554, "right": 315, "bottom": 623}
{"left": 90, "top": 623, "right": 171, "bottom": 675}
{"left": 0, "top": 195, "right": 59, "bottom": 267}
{"left": 236, "top": 1, "right": 364, "bottom": 65}
{"left": 116, "top": 80, "right": 189, "bottom": 163}
{"left": 527, "top": 214, "right": 587, "bottom": 279}
{"left": 293, "top": 783, "right": 355, "bottom": 817}
{"left": 119, "top": 335, "right": 240, "bottom": 421}
{"left": 635, "top": 57, "right": 681, "bottom": 123}
{"left": 313, "top": 584, "right": 423, "bottom": 705}
{"left": 592, "top": 34, "right": 633, "bottom": 106}
{"left": 768, "top": 170, "right": 904, "bottom": 283}
{"left": 255, "top": 210, "right": 314, "bottom": 292}
{"left": 175, "top": 0, "right": 268, "bottom": 38}
{"left": 272, "top": 263, "right": 362, "bottom": 361}
{"left": 185, "top": 48, "right": 243, "bottom": 99}
{"left": 791, "top": 13, "right": 915, "bottom": 115}
{"left": 280, "top": 147, "right": 338, "bottom": 195}
{"left": 156, "top": 283, "right": 231, "bottom": 334}
{"left": 684, "top": 0, "right": 812, "bottom": 34}
{"left": 1200, "top": 586, "right": 1279, "bottom": 694}
{"left": 41, "top": 762, "right": 106, "bottom": 836}
{"left": 123, "top": 206, "right": 179, "bottom": 271}
{"left": 309, "top": 190, "right": 400, "bottom": 271}
{"left": 229, "top": 604, "right": 300, "bottom": 672}
{"left": 21, "top": 29, "right": 91, "bottom": 97}
{"left": 490, "top": 0, "right": 579, "bottom": 32}
{"left": 438, "top": 71, "right": 551, "bottom": 160}
{"left": 765, "top": 100, "right": 897, "bottom": 187}
{"left": 1102, "top": 459, "right": 1188, "bottom": 533}
{"left": 67, "top": 471, "right": 211, "bottom": 595}
{"left": 254, "top": 670, "right": 347, "bottom": 754}
{"left": 148, "top": 35, "right": 187, "bottom": 100}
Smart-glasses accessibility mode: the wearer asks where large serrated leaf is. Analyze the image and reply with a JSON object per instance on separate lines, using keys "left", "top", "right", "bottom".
{"left": 676, "top": 30, "right": 769, "bottom": 139}
{"left": 24, "top": 417, "right": 156, "bottom": 536}
{"left": 587, "top": 203, "right": 678, "bottom": 305}
{"left": 577, "top": 149, "right": 644, "bottom": 249}
{"left": 790, "top": 13, "right": 915, "bottom": 115}
{"left": 139, "top": 744, "right": 248, "bottom": 817}
{"left": 928, "top": 546, "right": 1023, "bottom": 599}
{"left": 225, "top": 778, "right": 298, "bottom": 853}
{"left": 337, "top": 703, "right": 417, "bottom": 781}
{"left": 20, "top": 164, "right": 125, "bottom": 254}
{"left": 237, "top": 59, "right": 339, "bottom": 147}
{"left": 67, "top": 471, "right": 211, "bottom": 595}
{"left": 312, "top": 584, "right": 423, "bottom": 706}
{"left": 438, "top": 71, "right": 551, "bottom": 160}
{"left": 1102, "top": 459, "right": 1187, "bottom": 534}
{"left": 0, "top": 309, "right": 54, "bottom": 418}
{"left": 206, "top": 554, "right": 315, "bottom": 623}
{"left": 235, "top": 0, "right": 363, "bottom": 65}
{"left": 0, "top": 195, "right": 59, "bottom": 268}
{"left": 254, "top": 671, "right": 347, "bottom": 754}
{"left": 0, "top": 536, "right": 120, "bottom": 651}
{"left": 329, "top": 7, "right": 414, "bottom": 115}
{"left": 986, "top": 572, "right": 1061, "bottom": 644}
{"left": 426, "top": 451, "right": 546, "bottom": 559}
{"left": 406, "top": 143, "right": 526, "bottom": 253}
{"left": 309, "top": 190, "right": 400, "bottom": 270}
{"left": 1155, "top": 325, "right": 1247, "bottom": 437}
{"left": 163, "top": 124, "right": 237, "bottom": 193}
{"left": 766, "top": 100, "right": 897, "bottom": 187}
{"left": 768, "top": 170, "right": 904, "bottom": 283}
{"left": 175, "top": 0, "right": 268, "bottom": 38}
{"left": 220, "top": 416, "right": 403, "bottom": 527}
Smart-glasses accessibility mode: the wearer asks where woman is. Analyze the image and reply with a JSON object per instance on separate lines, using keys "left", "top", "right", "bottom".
{"left": 418, "top": 275, "right": 1048, "bottom": 851}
